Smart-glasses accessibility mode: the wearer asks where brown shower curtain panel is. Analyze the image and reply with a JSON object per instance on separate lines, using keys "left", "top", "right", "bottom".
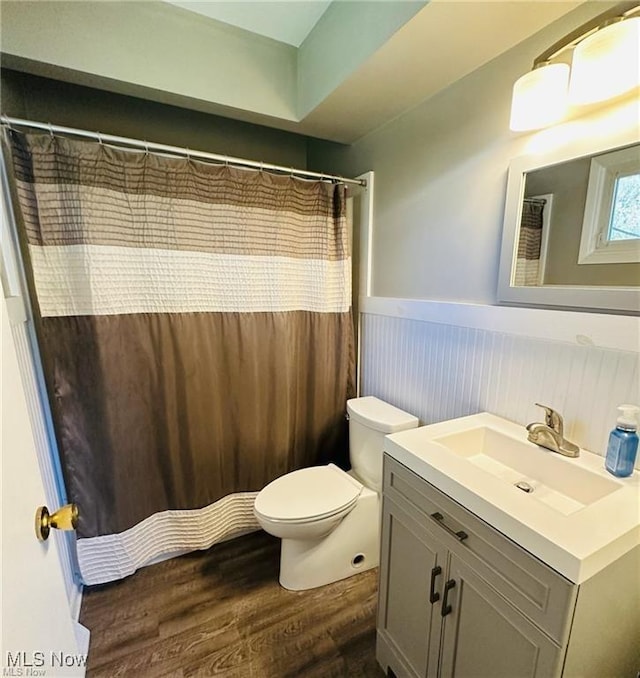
{"left": 5, "top": 129, "right": 354, "bottom": 584}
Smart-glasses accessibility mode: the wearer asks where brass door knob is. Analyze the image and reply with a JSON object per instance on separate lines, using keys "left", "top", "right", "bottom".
{"left": 35, "top": 503, "right": 79, "bottom": 541}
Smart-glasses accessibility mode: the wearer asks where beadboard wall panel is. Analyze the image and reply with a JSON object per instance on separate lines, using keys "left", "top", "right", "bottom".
{"left": 361, "top": 313, "right": 640, "bottom": 463}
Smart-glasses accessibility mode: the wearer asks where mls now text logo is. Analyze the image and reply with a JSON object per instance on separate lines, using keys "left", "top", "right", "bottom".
{"left": 3, "top": 651, "right": 87, "bottom": 676}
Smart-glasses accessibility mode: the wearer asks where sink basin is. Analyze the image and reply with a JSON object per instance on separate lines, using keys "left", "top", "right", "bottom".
{"left": 433, "top": 426, "right": 620, "bottom": 515}
{"left": 384, "top": 412, "right": 640, "bottom": 584}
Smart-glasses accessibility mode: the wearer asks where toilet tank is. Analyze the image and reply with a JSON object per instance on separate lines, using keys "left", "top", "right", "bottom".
{"left": 347, "top": 396, "right": 419, "bottom": 492}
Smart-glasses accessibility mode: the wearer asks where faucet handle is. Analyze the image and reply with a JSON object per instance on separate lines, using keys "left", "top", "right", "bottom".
{"left": 534, "top": 403, "right": 564, "bottom": 436}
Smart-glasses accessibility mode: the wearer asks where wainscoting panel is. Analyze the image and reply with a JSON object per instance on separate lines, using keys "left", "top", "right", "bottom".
{"left": 361, "top": 313, "right": 640, "bottom": 463}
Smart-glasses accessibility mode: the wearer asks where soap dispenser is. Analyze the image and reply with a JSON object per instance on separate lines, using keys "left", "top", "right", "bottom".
{"left": 605, "top": 404, "right": 639, "bottom": 478}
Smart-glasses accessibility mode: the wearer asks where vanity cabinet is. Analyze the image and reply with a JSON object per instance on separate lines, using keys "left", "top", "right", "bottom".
{"left": 377, "top": 455, "right": 640, "bottom": 678}
{"left": 435, "top": 553, "right": 561, "bottom": 677}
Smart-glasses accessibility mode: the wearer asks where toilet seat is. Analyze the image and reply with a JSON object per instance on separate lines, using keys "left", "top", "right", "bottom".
{"left": 254, "top": 464, "right": 362, "bottom": 523}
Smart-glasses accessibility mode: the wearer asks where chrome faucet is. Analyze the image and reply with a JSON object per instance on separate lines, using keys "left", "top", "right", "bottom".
{"left": 526, "top": 403, "right": 580, "bottom": 458}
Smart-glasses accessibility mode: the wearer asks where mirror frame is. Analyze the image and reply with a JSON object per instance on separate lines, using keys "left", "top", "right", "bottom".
{"left": 498, "top": 126, "right": 640, "bottom": 314}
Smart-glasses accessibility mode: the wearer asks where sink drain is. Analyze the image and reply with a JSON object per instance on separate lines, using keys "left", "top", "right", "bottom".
{"left": 515, "top": 481, "right": 534, "bottom": 493}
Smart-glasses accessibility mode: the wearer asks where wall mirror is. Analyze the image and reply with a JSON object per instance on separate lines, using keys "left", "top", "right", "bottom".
{"left": 498, "top": 128, "right": 640, "bottom": 314}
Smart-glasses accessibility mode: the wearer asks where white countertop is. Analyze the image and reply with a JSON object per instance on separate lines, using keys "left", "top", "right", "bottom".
{"left": 384, "top": 413, "right": 640, "bottom": 584}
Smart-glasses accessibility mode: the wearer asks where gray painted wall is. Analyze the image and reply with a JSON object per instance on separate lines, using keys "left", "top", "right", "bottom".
{"left": 307, "top": 4, "right": 630, "bottom": 304}
{"left": 1, "top": 70, "right": 310, "bottom": 168}
{"left": 1, "top": 0, "right": 297, "bottom": 123}
{"left": 297, "top": 1, "right": 426, "bottom": 117}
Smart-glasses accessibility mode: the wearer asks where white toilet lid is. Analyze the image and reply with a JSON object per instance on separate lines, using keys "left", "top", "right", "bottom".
{"left": 254, "top": 464, "right": 362, "bottom": 522}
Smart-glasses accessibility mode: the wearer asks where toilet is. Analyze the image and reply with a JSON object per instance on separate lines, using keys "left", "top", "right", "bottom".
{"left": 253, "top": 396, "right": 419, "bottom": 590}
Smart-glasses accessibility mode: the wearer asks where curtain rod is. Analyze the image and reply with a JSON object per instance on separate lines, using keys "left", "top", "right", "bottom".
{"left": 0, "top": 115, "right": 366, "bottom": 188}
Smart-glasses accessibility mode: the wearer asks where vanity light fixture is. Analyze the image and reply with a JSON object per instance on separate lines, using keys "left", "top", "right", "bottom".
{"left": 510, "top": 62, "right": 571, "bottom": 131}
{"left": 569, "top": 16, "right": 640, "bottom": 104}
{"left": 510, "top": 2, "right": 640, "bottom": 131}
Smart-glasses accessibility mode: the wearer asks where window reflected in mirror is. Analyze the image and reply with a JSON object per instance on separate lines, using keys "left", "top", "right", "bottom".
{"left": 610, "top": 173, "right": 640, "bottom": 242}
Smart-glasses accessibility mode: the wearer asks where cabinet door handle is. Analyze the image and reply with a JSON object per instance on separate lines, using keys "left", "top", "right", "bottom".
{"left": 441, "top": 578, "right": 456, "bottom": 617}
{"left": 430, "top": 512, "right": 468, "bottom": 542}
{"left": 429, "top": 565, "right": 442, "bottom": 604}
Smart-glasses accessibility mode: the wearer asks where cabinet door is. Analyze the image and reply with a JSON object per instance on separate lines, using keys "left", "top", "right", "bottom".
{"left": 384, "top": 454, "right": 575, "bottom": 645}
{"left": 438, "top": 554, "right": 563, "bottom": 678}
{"left": 377, "top": 496, "right": 446, "bottom": 678}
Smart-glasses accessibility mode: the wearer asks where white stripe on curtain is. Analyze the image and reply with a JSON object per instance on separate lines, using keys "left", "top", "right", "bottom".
{"left": 77, "top": 493, "right": 259, "bottom": 585}
{"left": 513, "top": 259, "right": 542, "bottom": 287}
{"left": 29, "top": 244, "right": 352, "bottom": 316}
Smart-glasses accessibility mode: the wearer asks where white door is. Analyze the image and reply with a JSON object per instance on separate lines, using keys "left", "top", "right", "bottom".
{"left": 1, "top": 294, "right": 89, "bottom": 677}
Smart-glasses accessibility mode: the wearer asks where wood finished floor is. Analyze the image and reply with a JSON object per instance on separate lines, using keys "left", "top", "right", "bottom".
{"left": 80, "top": 530, "right": 385, "bottom": 677}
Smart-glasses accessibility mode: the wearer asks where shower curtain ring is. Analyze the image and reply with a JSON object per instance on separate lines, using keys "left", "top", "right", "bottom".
{"left": 143, "top": 140, "right": 149, "bottom": 155}
{"left": 48, "top": 123, "right": 54, "bottom": 139}
{"left": 96, "top": 132, "right": 103, "bottom": 146}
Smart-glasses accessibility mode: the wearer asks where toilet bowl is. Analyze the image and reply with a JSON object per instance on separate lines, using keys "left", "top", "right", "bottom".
{"left": 254, "top": 464, "right": 362, "bottom": 541}
{"left": 254, "top": 396, "right": 419, "bottom": 591}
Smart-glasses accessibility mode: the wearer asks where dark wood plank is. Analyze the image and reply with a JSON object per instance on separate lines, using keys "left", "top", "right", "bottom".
{"left": 80, "top": 531, "right": 385, "bottom": 677}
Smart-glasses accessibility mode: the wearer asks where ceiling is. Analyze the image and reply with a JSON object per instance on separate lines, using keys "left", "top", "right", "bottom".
{"left": 163, "top": 1, "right": 332, "bottom": 46}
{"left": 1, "top": 0, "right": 590, "bottom": 143}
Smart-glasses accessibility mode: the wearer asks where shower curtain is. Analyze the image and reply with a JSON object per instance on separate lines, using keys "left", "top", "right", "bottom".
{"left": 4, "top": 129, "right": 354, "bottom": 584}
{"left": 514, "top": 198, "right": 545, "bottom": 286}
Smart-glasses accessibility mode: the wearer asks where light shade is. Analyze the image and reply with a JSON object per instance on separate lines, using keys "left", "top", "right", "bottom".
{"left": 509, "top": 63, "right": 570, "bottom": 131}
{"left": 569, "top": 17, "right": 640, "bottom": 104}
